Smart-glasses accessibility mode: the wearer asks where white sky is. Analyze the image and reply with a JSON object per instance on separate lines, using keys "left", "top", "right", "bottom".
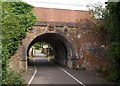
{"left": 22, "top": 0, "right": 107, "bottom": 10}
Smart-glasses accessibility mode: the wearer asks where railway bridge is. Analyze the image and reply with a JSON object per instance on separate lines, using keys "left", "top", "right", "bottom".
{"left": 9, "top": 7, "right": 108, "bottom": 72}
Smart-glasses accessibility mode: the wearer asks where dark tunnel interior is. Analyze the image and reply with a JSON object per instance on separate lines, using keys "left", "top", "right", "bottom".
{"left": 27, "top": 33, "right": 75, "bottom": 66}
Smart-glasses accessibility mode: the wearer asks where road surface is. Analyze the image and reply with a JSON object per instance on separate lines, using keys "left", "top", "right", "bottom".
{"left": 23, "top": 56, "right": 116, "bottom": 86}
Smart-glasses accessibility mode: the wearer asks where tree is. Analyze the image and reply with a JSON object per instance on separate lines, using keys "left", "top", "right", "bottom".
{"left": 87, "top": 2, "right": 106, "bottom": 19}
{"left": 33, "top": 42, "right": 43, "bottom": 49}
{"left": 87, "top": 1, "right": 120, "bottom": 83}
{"left": 105, "top": 2, "right": 120, "bottom": 82}
{"left": 87, "top": 2, "right": 108, "bottom": 33}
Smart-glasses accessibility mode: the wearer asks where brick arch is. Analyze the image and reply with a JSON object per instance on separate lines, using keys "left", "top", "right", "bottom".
{"left": 26, "top": 33, "right": 77, "bottom": 67}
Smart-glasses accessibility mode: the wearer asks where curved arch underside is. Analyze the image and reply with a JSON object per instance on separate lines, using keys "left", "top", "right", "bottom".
{"left": 27, "top": 33, "right": 76, "bottom": 66}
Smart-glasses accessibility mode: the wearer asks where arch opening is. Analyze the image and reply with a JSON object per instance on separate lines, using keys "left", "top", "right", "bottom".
{"left": 27, "top": 33, "right": 76, "bottom": 67}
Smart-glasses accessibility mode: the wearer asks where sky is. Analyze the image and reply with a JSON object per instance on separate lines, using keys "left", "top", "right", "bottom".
{"left": 22, "top": 0, "right": 107, "bottom": 11}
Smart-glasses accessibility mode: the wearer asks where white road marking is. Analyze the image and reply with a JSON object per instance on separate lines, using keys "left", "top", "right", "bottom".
{"left": 27, "top": 58, "right": 37, "bottom": 86}
{"left": 58, "top": 67, "right": 86, "bottom": 86}
{"left": 27, "top": 58, "right": 85, "bottom": 85}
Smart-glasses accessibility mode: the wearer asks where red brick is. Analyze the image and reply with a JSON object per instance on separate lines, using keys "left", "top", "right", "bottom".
{"left": 33, "top": 7, "right": 90, "bottom": 23}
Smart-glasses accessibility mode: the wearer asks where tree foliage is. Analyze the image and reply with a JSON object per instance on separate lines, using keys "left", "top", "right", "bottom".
{"left": 105, "top": 2, "right": 120, "bottom": 82}
{"left": 87, "top": 2, "right": 107, "bottom": 32}
{"left": 1, "top": 0, "right": 36, "bottom": 84}
{"left": 87, "top": 2, "right": 106, "bottom": 19}
{"left": 33, "top": 42, "right": 43, "bottom": 49}
{"left": 88, "top": 1, "right": 120, "bottom": 83}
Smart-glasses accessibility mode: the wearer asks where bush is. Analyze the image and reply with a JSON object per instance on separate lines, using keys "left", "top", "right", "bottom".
{"left": 2, "top": 69, "right": 25, "bottom": 85}
{"left": 1, "top": 1, "right": 36, "bottom": 84}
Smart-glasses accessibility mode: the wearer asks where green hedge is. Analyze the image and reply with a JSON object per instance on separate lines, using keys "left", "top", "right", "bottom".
{"left": 1, "top": 0, "right": 36, "bottom": 84}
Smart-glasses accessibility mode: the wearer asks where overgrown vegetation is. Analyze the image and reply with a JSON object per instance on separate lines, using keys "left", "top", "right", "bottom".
{"left": 1, "top": 0, "right": 36, "bottom": 84}
{"left": 88, "top": 2, "right": 120, "bottom": 83}
{"left": 105, "top": 2, "right": 120, "bottom": 83}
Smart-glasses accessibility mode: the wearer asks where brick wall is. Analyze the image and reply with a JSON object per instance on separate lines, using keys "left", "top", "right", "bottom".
{"left": 32, "top": 7, "right": 110, "bottom": 71}
{"left": 33, "top": 7, "right": 91, "bottom": 23}
{"left": 10, "top": 7, "right": 110, "bottom": 72}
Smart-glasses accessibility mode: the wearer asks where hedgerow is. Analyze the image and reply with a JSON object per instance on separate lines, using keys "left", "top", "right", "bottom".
{"left": 1, "top": 0, "right": 36, "bottom": 84}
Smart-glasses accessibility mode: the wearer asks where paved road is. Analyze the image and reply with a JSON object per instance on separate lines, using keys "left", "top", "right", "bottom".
{"left": 29, "top": 57, "right": 80, "bottom": 84}
{"left": 26, "top": 56, "right": 116, "bottom": 86}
